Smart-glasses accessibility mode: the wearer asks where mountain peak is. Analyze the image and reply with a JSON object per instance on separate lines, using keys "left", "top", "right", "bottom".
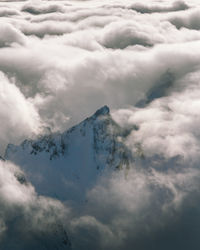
{"left": 93, "top": 105, "right": 110, "bottom": 118}
{"left": 5, "top": 104, "right": 131, "bottom": 202}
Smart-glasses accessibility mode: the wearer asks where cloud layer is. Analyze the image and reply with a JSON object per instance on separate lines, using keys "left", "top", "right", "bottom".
{"left": 1, "top": 0, "right": 200, "bottom": 249}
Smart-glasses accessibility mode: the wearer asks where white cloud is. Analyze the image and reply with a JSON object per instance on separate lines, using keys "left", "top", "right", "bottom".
{"left": 21, "top": 1, "right": 65, "bottom": 15}
{"left": 19, "top": 20, "right": 75, "bottom": 37}
{"left": 1, "top": 0, "right": 200, "bottom": 248}
{"left": 0, "top": 7, "right": 20, "bottom": 17}
{"left": 130, "top": 0, "right": 189, "bottom": 14}
{"left": 112, "top": 72, "right": 200, "bottom": 162}
{"left": 0, "top": 160, "right": 70, "bottom": 249}
{"left": 68, "top": 165, "right": 200, "bottom": 250}
{"left": 168, "top": 7, "right": 200, "bottom": 29}
{"left": 0, "top": 22, "right": 27, "bottom": 47}
{"left": 0, "top": 71, "right": 41, "bottom": 154}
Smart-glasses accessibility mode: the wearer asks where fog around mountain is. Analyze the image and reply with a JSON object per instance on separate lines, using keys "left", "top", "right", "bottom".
{"left": 1, "top": 0, "right": 200, "bottom": 249}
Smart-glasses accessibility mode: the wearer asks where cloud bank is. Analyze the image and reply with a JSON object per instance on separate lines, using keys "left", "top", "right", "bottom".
{"left": 1, "top": 0, "right": 200, "bottom": 249}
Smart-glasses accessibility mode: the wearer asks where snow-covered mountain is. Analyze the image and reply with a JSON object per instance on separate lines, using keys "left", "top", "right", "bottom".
{"left": 2, "top": 107, "right": 198, "bottom": 250}
{"left": 5, "top": 105, "right": 131, "bottom": 202}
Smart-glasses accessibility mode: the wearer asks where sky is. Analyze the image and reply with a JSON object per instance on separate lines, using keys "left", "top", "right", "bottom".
{"left": 1, "top": 0, "right": 200, "bottom": 249}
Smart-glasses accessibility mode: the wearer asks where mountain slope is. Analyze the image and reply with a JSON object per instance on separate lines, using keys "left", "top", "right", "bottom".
{"left": 5, "top": 106, "right": 131, "bottom": 202}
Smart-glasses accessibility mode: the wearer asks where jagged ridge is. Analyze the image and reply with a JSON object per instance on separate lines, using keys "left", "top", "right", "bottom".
{"left": 5, "top": 106, "right": 132, "bottom": 201}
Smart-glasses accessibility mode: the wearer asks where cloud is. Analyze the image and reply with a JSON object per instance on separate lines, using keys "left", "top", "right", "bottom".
{"left": 29, "top": 41, "right": 200, "bottom": 132}
{"left": 130, "top": 1, "right": 189, "bottom": 14}
{"left": 19, "top": 20, "right": 75, "bottom": 37}
{"left": 1, "top": 34, "right": 200, "bottom": 134}
{"left": 0, "top": 7, "right": 20, "bottom": 17}
{"left": 111, "top": 68, "right": 200, "bottom": 162}
{"left": 1, "top": 0, "right": 200, "bottom": 155}
{"left": 0, "top": 160, "right": 70, "bottom": 249}
{"left": 168, "top": 8, "right": 200, "bottom": 30}
{"left": 2, "top": 0, "right": 200, "bottom": 249}
{"left": 0, "top": 23, "right": 27, "bottom": 47}
{"left": 1, "top": 155, "right": 200, "bottom": 250}
{"left": 99, "top": 20, "right": 162, "bottom": 49}
{"left": 21, "top": 2, "right": 65, "bottom": 15}
{"left": 68, "top": 165, "right": 200, "bottom": 250}
{"left": 0, "top": 71, "right": 41, "bottom": 154}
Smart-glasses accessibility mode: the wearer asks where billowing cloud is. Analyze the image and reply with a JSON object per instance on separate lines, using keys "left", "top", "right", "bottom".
{"left": 0, "top": 71, "right": 41, "bottom": 154}
{"left": 99, "top": 20, "right": 160, "bottom": 48}
{"left": 0, "top": 160, "right": 70, "bottom": 250}
{"left": 130, "top": 0, "right": 189, "bottom": 14}
{"left": 0, "top": 23, "right": 27, "bottom": 47}
{"left": 67, "top": 165, "right": 200, "bottom": 250}
{"left": 112, "top": 70, "right": 200, "bottom": 162}
{"left": 0, "top": 7, "right": 20, "bottom": 17}
{"left": 21, "top": 2, "right": 65, "bottom": 15}
{"left": 1, "top": 0, "right": 200, "bottom": 249}
{"left": 168, "top": 8, "right": 200, "bottom": 30}
{"left": 18, "top": 20, "right": 75, "bottom": 37}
